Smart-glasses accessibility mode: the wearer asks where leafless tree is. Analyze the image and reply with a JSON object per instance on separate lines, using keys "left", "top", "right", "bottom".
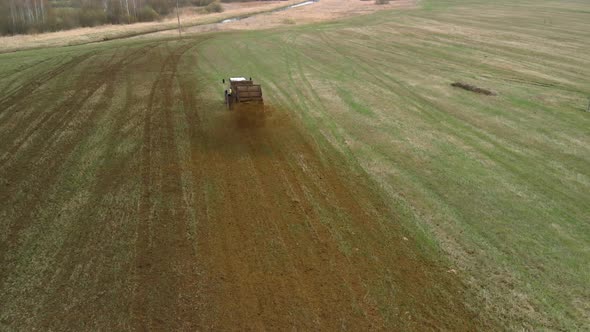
{"left": 126, "top": 0, "right": 130, "bottom": 21}
{"left": 9, "top": 0, "right": 17, "bottom": 31}
{"left": 176, "top": 0, "right": 181, "bottom": 37}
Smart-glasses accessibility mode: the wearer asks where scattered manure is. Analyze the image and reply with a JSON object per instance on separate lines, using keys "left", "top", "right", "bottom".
{"left": 451, "top": 82, "right": 496, "bottom": 96}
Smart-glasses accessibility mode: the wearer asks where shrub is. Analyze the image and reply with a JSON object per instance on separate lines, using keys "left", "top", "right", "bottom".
{"left": 138, "top": 6, "right": 160, "bottom": 22}
{"left": 53, "top": 8, "right": 80, "bottom": 30}
{"left": 375, "top": 0, "right": 390, "bottom": 4}
{"left": 150, "top": 0, "right": 173, "bottom": 16}
{"left": 191, "top": 0, "right": 216, "bottom": 6}
{"left": 205, "top": 1, "right": 223, "bottom": 13}
{"left": 79, "top": 9, "right": 107, "bottom": 27}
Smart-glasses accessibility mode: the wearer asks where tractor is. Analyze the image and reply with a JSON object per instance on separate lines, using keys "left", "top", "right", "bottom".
{"left": 224, "top": 77, "right": 263, "bottom": 108}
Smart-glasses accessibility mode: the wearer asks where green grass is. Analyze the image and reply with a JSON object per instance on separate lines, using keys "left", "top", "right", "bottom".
{"left": 1, "top": 0, "right": 589, "bottom": 329}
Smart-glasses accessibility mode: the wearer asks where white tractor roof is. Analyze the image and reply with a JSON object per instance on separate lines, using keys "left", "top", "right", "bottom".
{"left": 230, "top": 77, "right": 247, "bottom": 82}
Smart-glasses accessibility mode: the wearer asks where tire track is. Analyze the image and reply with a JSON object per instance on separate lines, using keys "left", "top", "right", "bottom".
{"left": 0, "top": 48, "right": 122, "bottom": 163}
{"left": 133, "top": 41, "right": 200, "bottom": 331}
{"left": 0, "top": 57, "right": 57, "bottom": 97}
{"left": 319, "top": 31, "right": 589, "bottom": 209}
{"left": 0, "top": 52, "right": 95, "bottom": 114}
{"left": 0, "top": 45, "right": 154, "bottom": 171}
{"left": 31, "top": 54, "right": 152, "bottom": 330}
{"left": 0, "top": 44, "right": 157, "bottom": 288}
{"left": 0, "top": 57, "right": 54, "bottom": 81}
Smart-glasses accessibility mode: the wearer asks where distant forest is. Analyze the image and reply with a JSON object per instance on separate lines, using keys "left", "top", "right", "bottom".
{"left": 0, "top": 0, "right": 251, "bottom": 35}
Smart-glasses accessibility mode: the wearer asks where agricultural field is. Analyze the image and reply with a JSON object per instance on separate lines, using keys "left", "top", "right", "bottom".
{"left": 1, "top": 0, "right": 589, "bottom": 330}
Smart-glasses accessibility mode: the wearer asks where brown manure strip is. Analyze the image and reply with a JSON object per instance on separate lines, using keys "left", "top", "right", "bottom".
{"left": 184, "top": 103, "right": 479, "bottom": 328}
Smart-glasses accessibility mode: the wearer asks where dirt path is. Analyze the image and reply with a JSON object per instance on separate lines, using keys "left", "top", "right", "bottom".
{"left": 0, "top": 39, "right": 479, "bottom": 330}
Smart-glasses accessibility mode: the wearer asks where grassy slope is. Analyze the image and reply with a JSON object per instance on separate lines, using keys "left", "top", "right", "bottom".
{"left": 194, "top": 0, "right": 590, "bottom": 329}
{"left": 0, "top": 0, "right": 589, "bottom": 329}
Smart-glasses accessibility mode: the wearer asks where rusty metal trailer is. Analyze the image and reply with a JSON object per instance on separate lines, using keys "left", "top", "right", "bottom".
{"left": 225, "top": 77, "right": 263, "bottom": 107}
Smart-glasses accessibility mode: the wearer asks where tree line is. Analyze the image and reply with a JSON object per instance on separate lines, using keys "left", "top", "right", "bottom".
{"left": 0, "top": 0, "right": 230, "bottom": 35}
